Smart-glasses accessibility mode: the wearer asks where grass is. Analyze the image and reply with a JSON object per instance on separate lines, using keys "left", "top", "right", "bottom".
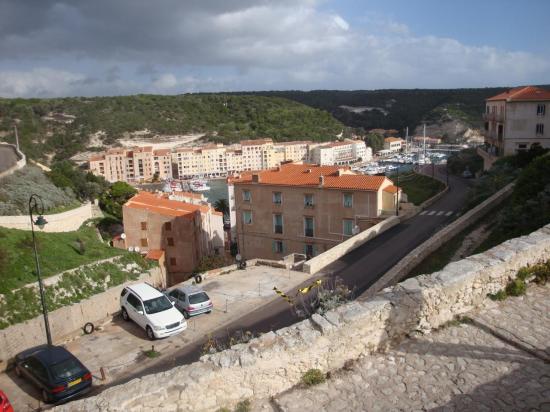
{"left": 143, "top": 347, "right": 161, "bottom": 359}
{"left": 43, "top": 200, "right": 82, "bottom": 215}
{"left": 301, "top": 369, "right": 326, "bottom": 386}
{"left": 392, "top": 172, "right": 446, "bottom": 205}
{"left": 0, "top": 225, "right": 125, "bottom": 293}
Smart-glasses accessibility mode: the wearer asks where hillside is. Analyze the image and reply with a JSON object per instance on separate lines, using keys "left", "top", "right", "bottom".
{"left": 0, "top": 94, "right": 343, "bottom": 163}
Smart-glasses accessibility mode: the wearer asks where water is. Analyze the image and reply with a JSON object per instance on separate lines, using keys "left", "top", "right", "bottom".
{"left": 202, "top": 179, "right": 229, "bottom": 204}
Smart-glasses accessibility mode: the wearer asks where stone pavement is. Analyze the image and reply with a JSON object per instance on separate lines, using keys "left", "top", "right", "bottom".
{"left": 255, "top": 284, "right": 550, "bottom": 412}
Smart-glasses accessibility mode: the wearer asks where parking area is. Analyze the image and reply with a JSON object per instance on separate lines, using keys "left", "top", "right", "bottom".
{"left": 0, "top": 264, "right": 311, "bottom": 411}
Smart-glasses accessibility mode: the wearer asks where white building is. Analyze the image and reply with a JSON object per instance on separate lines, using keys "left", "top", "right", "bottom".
{"left": 309, "top": 140, "right": 370, "bottom": 166}
{"left": 384, "top": 137, "right": 404, "bottom": 152}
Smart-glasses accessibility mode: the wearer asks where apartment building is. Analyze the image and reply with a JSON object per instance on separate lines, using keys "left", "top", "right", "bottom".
{"left": 240, "top": 139, "right": 275, "bottom": 170}
{"left": 274, "top": 141, "right": 312, "bottom": 163}
{"left": 122, "top": 191, "right": 224, "bottom": 284}
{"left": 309, "top": 139, "right": 370, "bottom": 165}
{"left": 483, "top": 86, "right": 550, "bottom": 157}
{"left": 227, "top": 163, "right": 399, "bottom": 260}
{"left": 89, "top": 146, "right": 173, "bottom": 183}
{"left": 384, "top": 137, "right": 404, "bottom": 152}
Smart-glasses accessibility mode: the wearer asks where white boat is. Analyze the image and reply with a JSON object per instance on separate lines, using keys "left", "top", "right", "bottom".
{"left": 189, "top": 179, "right": 211, "bottom": 192}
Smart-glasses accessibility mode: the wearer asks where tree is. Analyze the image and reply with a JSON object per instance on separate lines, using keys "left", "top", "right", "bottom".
{"left": 214, "top": 198, "right": 229, "bottom": 217}
{"left": 364, "top": 133, "right": 384, "bottom": 153}
{"left": 99, "top": 181, "right": 137, "bottom": 220}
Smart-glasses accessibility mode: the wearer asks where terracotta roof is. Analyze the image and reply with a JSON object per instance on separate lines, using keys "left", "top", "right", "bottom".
{"left": 487, "top": 86, "right": 550, "bottom": 102}
{"left": 146, "top": 249, "right": 165, "bottom": 260}
{"left": 383, "top": 185, "right": 400, "bottom": 194}
{"left": 169, "top": 190, "right": 203, "bottom": 199}
{"left": 133, "top": 146, "right": 153, "bottom": 153}
{"left": 153, "top": 149, "right": 170, "bottom": 156}
{"left": 384, "top": 137, "right": 403, "bottom": 143}
{"left": 228, "top": 163, "right": 389, "bottom": 191}
{"left": 240, "top": 138, "right": 273, "bottom": 146}
{"left": 213, "top": 211, "right": 224, "bottom": 216}
{"left": 276, "top": 140, "right": 312, "bottom": 146}
{"left": 125, "top": 191, "right": 209, "bottom": 218}
{"left": 89, "top": 154, "right": 105, "bottom": 162}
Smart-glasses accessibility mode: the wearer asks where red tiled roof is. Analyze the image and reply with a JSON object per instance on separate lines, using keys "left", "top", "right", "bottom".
{"left": 146, "top": 249, "right": 164, "bottom": 260}
{"left": 133, "top": 146, "right": 153, "bottom": 153}
{"left": 89, "top": 154, "right": 105, "bottom": 162}
{"left": 384, "top": 137, "right": 403, "bottom": 143}
{"left": 487, "top": 86, "right": 550, "bottom": 102}
{"left": 383, "top": 185, "right": 399, "bottom": 194}
{"left": 125, "top": 191, "right": 209, "bottom": 218}
{"left": 153, "top": 149, "right": 171, "bottom": 156}
{"left": 228, "top": 163, "right": 389, "bottom": 191}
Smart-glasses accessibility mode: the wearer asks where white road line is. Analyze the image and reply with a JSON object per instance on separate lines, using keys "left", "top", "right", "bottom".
{"left": 427, "top": 211, "right": 436, "bottom": 216}
{"left": 445, "top": 211, "right": 453, "bottom": 216}
{"left": 419, "top": 211, "right": 428, "bottom": 216}
{"left": 436, "top": 211, "right": 445, "bottom": 216}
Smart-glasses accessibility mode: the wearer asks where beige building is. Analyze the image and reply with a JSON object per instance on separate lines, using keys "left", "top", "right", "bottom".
{"left": 274, "top": 141, "right": 311, "bottom": 163}
{"left": 483, "top": 86, "right": 550, "bottom": 157}
{"left": 227, "top": 163, "right": 399, "bottom": 260}
{"left": 309, "top": 139, "right": 370, "bottom": 165}
{"left": 384, "top": 137, "right": 404, "bottom": 152}
{"left": 123, "top": 191, "right": 224, "bottom": 284}
{"left": 89, "top": 146, "right": 172, "bottom": 183}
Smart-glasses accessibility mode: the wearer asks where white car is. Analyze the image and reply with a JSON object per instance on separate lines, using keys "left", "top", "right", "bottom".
{"left": 120, "top": 283, "right": 187, "bottom": 340}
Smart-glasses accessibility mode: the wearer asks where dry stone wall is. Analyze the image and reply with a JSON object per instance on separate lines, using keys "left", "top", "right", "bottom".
{"left": 55, "top": 222, "right": 550, "bottom": 412}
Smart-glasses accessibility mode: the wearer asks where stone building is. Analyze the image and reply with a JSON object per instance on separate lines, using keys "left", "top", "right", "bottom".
{"left": 122, "top": 191, "right": 224, "bottom": 284}
{"left": 227, "top": 163, "right": 399, "bottom": 260}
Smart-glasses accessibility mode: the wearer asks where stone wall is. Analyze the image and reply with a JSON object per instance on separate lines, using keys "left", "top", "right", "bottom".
{"left": 365, "top": 182, "right": 515, "bottom": 297}
{"left": 0, "top": 202, "right": 93, "bottom": 232}
{"left": 0, "top": 267, "right": 164, "bottom": 372}
{"left": 303, "top": 216, "right": 400, "bottom": 274}
{"left": 54, "top": 223, "right": 550, "bottom": 411}
{"left": 0, "top": 143, "right": 26, "bottom": 179}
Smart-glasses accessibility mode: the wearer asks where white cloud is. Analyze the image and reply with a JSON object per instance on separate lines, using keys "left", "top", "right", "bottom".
{"left": 0, "top": 68, "right": 86, "bottom": 97}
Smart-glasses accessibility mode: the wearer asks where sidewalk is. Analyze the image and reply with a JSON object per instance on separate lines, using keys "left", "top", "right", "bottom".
{"left": 254, "top": 284, "right": 550, "bottom": 411}
{"left": 0, "top": 264, "right": 311, "bottom": 411}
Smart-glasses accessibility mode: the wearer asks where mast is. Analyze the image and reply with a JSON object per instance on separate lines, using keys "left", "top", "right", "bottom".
{"left": 405, "top": 127, "right": 409, "bottom": 153}
{"left": 423, "top": 124, "right": 426, "bottom": 157}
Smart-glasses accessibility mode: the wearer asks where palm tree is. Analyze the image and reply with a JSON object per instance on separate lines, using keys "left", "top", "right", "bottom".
{"left": 214, "top": 198, "right": 229, "bottom": 217}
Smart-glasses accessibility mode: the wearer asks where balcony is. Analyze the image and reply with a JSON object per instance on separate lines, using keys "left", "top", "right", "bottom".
{"left": 483, "top": 112, "right": 505, "bottom": 122}
{"left": 304, "top": 203, "right": 315, "bottom": 209}
{"left": 304, "top": 228, "right": 314, "bottom": 237}
{"left": 274, "top": 225, "right": 283, "bottom": 234}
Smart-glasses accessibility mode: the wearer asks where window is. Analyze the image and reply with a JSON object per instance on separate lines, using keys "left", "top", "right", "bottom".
{"left": 273, "top": 214, "right": 283, "bottom": 234}
{"left": 242, "top": 210, "right": 253, "bottom": 224}
{"left": 343, "top": 193, "right": 353, "bottom": 208}
{"left": 272, "top": 240, "right": 284, "bottom": 254}
{"left": 242, "top": 190, "right": 251, "bottom": 202}
{"left": 536, "top": 124, "right": 544, "bottom": 135}
{"left": 167, "top": 237, "right": 174, "bottom": 246}
{"left": 343, "top": 219, "right": 354, "bottom": 236}
{"left": 304, "top": 244, "right": 315, "bottom": 258}
{"left": 127, "top": 293, "right": 142, "bottom": 310}
{"left": 273, "top": 192, "right": 282, "bottom": 204}
{"left": 304, "top": 217, "right": 314, "bottom": 237}
{"left": 140, "top": 238, "right": 148, "bottom": 247}
{"left": 170, "top": 257, "right": 177, "bottom": 266}
{"left": 165, "top": 222, "right": 172, "bottom": 231}
{"left": 140, "top": 221, "right": 147, "bottom": 230}
{"left": 537, "top": 104, "right": 546, "bottom": 116}
{"left": 304, "top": 194, "right": 314, "bottom": 207}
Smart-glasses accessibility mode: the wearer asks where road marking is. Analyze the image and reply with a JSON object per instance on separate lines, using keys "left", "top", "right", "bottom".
{"left": 436, "top": 211, "right": 445, "bottom": 216}
{"left": 419, "top": 211, "right": 428, "bottom": 216}
{"left": 427, "top": 211, "right": 436, "bottom": 216}
{"left": 445, "top": 211, "right": 453, "bottom": 216}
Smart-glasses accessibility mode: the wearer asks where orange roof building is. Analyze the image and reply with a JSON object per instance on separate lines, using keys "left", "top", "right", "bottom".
{"left": 227, "top": 163, "right": 401, "bottom": 260}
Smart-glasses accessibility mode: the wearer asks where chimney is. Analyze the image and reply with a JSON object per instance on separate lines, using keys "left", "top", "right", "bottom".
{"left": 337, "top": 168, "right": 344, "bottom": 176}
{"left": 319, "top": 175, "right": 324, "bottom": 187}
{"left": 252, "top": 173, "right": 261, "bottom": 183}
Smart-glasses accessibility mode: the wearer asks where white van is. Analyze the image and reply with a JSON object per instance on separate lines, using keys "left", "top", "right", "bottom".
{"left": 120, "top": 283, "right": 186, "bottom": 340}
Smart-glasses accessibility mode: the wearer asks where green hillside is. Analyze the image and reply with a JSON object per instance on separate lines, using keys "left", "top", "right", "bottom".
{"left": 0, "top": 94, "right": 343, "bottom": 162}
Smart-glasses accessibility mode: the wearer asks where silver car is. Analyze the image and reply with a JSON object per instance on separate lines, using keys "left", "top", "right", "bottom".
{"left": 166, "top": 285, "right": 213, "bottom": 319}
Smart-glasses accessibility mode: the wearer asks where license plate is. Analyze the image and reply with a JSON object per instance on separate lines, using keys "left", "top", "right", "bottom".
{"left": 68, "top": 378, "right": 82, "bottom": 387}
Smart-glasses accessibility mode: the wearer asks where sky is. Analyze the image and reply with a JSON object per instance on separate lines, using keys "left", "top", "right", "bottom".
{"left": 0, "top": 0, "right": 549, "bottom": 98}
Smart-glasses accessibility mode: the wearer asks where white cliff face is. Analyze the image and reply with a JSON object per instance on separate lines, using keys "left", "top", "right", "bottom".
{"left": 54, "top": 223, "right": 550, "bottom": 412}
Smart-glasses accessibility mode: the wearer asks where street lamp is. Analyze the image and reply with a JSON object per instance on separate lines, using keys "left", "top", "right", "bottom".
{"left": 28, "top": 194, "right": 52, "bottom": 346}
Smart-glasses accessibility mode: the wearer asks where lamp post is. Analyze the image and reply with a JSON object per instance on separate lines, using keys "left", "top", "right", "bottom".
{"left": 395, "top": 166, "right": 399, "bottom": 217}
{"left": 29, "top": 194, "right": 52, "bottom": 346}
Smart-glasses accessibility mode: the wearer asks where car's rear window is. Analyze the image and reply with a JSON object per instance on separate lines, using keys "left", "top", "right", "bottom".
{"left": 189, "top": 292, "right": 209, "bottom": 304}
{"left": 51, "top": 358, "right": 85, "bottom": 380}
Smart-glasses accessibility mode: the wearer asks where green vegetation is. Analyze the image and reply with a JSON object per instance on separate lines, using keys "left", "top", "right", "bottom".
{"left": 0, "top": 166, "right": 79, "bottom": 215}
{"left": 194, "top": 255, "right": 228, "bottom": 274}
{"left": 99, "top": 181, "right": 137, "bottom": 220}
{"left": 143, "top": 347, "right": 161, "bottom": 359}
{"left": 394, "top": 172, "right": 446, "bottom": 205}
{"left": 234, "top": 400, "right": 251, "bottom": 412}
{"left": 301, "top": 369, "right": 326, "bottom": 386}
{"left": 447, "top": 148, "right": 483, "bottom": 176}
{"left": 48, "top": 160, "right": 110, "bottom": 202}
{"left": 0, "top": 94, "right": 343, "bottom": 162}
{"left": 213, "top": 198, "right": 229, "bottom": 217}
{"left": 0, "top": 224, "right": 126, "bottom": 293}
{"left": 487, "top": 261, "right": 549, "bottom": 302}
{"left": 364, "top": 132, "right": 384, "bottom": 152}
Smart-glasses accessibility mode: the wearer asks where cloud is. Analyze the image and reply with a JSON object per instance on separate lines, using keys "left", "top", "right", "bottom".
{"left": 0, "top": 0, "right": 548, "bottom": 97}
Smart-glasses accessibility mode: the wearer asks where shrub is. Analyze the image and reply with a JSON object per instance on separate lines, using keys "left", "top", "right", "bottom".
{"left": 234, "top": 400, "right": 251, "bottom": 412}
{"left": 505, "top": 279, "right": 526, "bottom": 297}
{"left": 487, "top": 290, "right": 507, "bottom": 301}
{"left": 301, "top": 369, "right": 326, "bottom": 386}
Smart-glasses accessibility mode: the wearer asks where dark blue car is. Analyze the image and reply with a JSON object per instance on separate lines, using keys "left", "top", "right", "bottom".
{"left": 15, "top": 345, "right": 92, "bottom": 404}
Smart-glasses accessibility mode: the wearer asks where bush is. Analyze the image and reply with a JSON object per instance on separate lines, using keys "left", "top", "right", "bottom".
{"left": 301, "top": 369, "right": 326, "bottom": 386}
{"left": 505, "top": 279, "right": 526, "bottom": 297}
{"left": 234, "top": 400, "right": 251, "bottom": 412}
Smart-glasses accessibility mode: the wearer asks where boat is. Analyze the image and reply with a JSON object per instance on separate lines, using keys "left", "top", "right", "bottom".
{"left": 189, "top": 179, "right": 211, "bottom": 192}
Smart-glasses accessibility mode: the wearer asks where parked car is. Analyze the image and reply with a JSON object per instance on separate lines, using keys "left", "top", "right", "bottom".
{"left": 0, "top": 390, "right": 14, "bottom": 412}
{"left": 166, "top": 285, "right": 213, "bottom": 319}
{"left": 14, "top": 345, "right": 92, "bottom": 404}
{"left": 462, "top": 169, "right": 473, "bottom": 178}
{"left": 120, "top": 283, "right": 187, "bottom": 340}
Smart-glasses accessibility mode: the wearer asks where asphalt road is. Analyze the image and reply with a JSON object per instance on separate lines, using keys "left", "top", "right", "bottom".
{"left": 105, "top": 165, "right": 471, "bottom": 387}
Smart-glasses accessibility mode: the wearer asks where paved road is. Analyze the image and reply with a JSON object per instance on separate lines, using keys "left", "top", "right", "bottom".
{"left": 105, "top": 166, "right": 472, "bottom": 387}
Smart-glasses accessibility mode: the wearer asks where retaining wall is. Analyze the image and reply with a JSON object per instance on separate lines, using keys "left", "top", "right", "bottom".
{"left": 364, "top": 182, "right": 515, "bottom": 297}
{"left": 0, "top": 267, "right": 164, "bottom": 372}
{"left": 0, "top": 202, "right": 93, "bottom": 232}
{"left": 55, "top": 223, "right": 550, "bottom": 412}
{"left": 303, "top": 216, "right": 400, "bottom": 274}
{"left": 0, "top": 143, "right": 26, "bottom": 179}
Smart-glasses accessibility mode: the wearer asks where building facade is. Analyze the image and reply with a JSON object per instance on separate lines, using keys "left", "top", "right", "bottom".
{"left": 227, "top": 163, "right": 399, "bottom": 260}
{"left": 483, "top": 86, "right": 550, "bottom": 157}
{"left": 384, "top": 137, "right": 404, "bottom": 152}
{"left": 122, "top": 191, "right": 224, "bottom": 284}
{"left": 309, "top": 140, "right": 370, "bottom": 165}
